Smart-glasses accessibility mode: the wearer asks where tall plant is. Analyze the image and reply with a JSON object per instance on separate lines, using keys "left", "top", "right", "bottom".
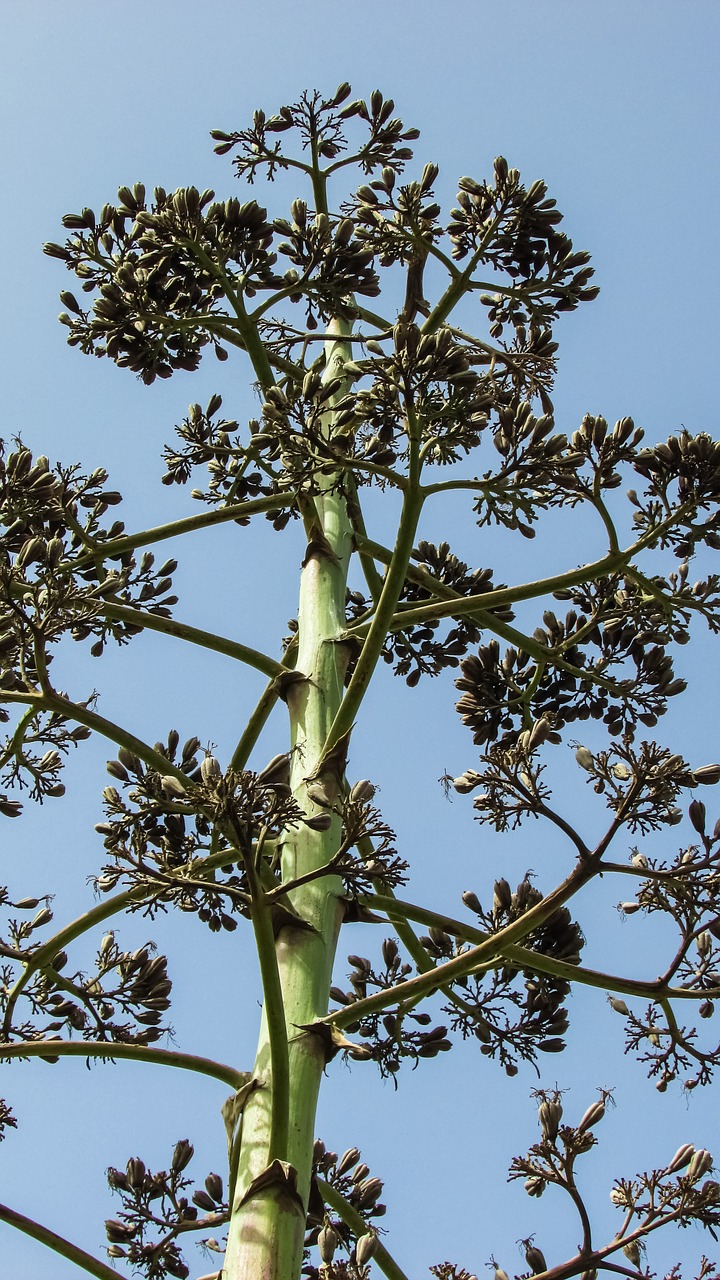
{"left": 3, "top": 85, "right": 720, "bottom": 1280}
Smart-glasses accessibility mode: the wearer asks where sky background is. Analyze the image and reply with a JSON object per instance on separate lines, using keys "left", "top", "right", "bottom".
{"left": 1, "top": 2, "right": 720, "bottom": 1278}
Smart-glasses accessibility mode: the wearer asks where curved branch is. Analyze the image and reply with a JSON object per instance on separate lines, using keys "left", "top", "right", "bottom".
{"left": 0, "top": 1038, "right": 245, "bottom": 1087}
{"left": 65, "top": 491, "right": 292, "bottom": 572}
{"left": 317, "top": 1177, "right": 411, "bottom": 1280}
{"left": 1, "top": 845, "right": 248, "bottom": 1038}
{"left": 0, "top": 1201, "right": 119, "bottom": 1280}
{"left": 103, "top": 602, "right": 284, "bottom": 678}
{"left": 326, "top": 858, "right": 599, "bottom": 1030}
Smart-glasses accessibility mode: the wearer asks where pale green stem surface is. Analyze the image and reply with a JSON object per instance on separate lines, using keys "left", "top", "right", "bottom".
{"left": 223, "top": 320, "right": 355, "bottom": 1280}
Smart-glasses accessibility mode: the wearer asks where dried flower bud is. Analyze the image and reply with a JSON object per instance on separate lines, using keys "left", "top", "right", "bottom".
{"left": 622, "top": 1241, "right": 641, "bottom": 1267}
{"left": 205, "top": 1173, "right": 224, "bottom": 1202}
{"left": 462, "top": 890, "right": 483, "bottom": 914}
{"left": 161, "top": 775, "right": 187, "bottom": 798}
{"left": 538, "top": 1099, "right": 562, "bottom": 1141}
{"left": 126, "top": 1157, "right": 146, "bottom": 1188}
{"left": 200, "top": 755, "right": 221, "bottom": 784}
{"left": 577, "top": 1098, "right": 605, "bottom": 1132}
{"left": 356, "top": 1232, "right": 378, "bottom": 1266}
{"left": 608, "top": 997, "right": 628, "bottom": 1017}
{"left": 318, "top": 1224, "right": 339, "bottom": 1263}
{"left": 257, "top": 753, "right": 291, "bottom": 786}
{"left": 666, "top": 1143, "right": 695, "bottom": 1174}
{"left": 689, "top": 799, "right": 707, "bottom": 833}
{"left": 694, "top": 765, "right": 720, "bottom": 785}
{"left": 493, "top": 878, "right": 512, "bottom": 913}
{"left": 575, "top": 746, "right": 594, "bottom": 771}
{"left": 525, "top": 1176, "right": 546, "bottom": 1197}
{"left": 304, "top": 812, "right": 333, "bottom": 831}
{"left": 192, "top": 1188, "right": 216, "bottom": 1212}
{"left": 687, "top": 1148, "right": 713, "bottom": 1182}
{"left": 336, "top": 1147, "right": 361, "bottom": 1176}
{"left": 523, "top": 1241, "right": 547, "bottom": 1274}
{"left": 350, "top": 779, "right": 376, "bottom": 803}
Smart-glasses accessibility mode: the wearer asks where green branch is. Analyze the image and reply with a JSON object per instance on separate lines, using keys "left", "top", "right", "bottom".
{"left": 236, "top": 829, "right": 290, "bottom": 1163}
{"left": 104, "top": 602, "right": 284, "bottom": 678}
{"left": 0, "top": 1202, "right": 119, "bottom": 1280}
{"left": 362, "top": 892, "right": 685, "bottom": 1003}
{"left": 229, "top": 636, "right": 298, "bottom": 771}
{"left": 1, "top": 846, "right": 247, "bottom": 1038}
{"left": 422, "top": 207, "right": 507, "bottom": 333}
{"left": 355, "top": 531, "right": 627, "bottom": 624}
{"left": 317, "top": 1178, "right": 411, "bottom": 1280}
{"left": 66, "top": 492, "right": 291, "bottom": 571}
{"left": 1, "top": 689, "right": 191, "bottom": 782}
{"left": 326, "top": 858, "right": 599, "bottom": 1030}
{"left": 0, "top": 1038, "right": 245, "bottom": 1087}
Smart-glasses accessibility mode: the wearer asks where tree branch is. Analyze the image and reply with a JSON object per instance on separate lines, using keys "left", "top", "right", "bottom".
{"left": 0, "top": 1038, "right": 245, "bottom": 1087}
{"left": 0, "top": 1201, "right": 120, "bottom": 1280}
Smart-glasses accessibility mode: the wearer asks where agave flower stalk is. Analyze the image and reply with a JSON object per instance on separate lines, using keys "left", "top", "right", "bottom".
{"left": 223, "top": 320, "right": 356, "bottom": 1279}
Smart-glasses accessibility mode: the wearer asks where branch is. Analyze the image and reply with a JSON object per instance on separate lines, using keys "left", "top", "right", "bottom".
{"left": 316, "top": 1177, "right": 411, "bottom": 1280}
{"left": 1, "top": 845, "right": 251, "bottom": 1038}
{"left": 361, "top": 892, "right": 672, "bottom": 1002}
{"left": 0, "top": 1038, "right": 245, "bottom": 1087}
{"left": 103, "top": 602, "right": 284, "bottom": 678}
{"left": 0, "top": 1202, "right": 119, "bottom": 1280}
{"left": 229, "top": 636, "right": 299, "bottom": 771}
{"left": 65, "top": 491, "right": 292, "bottom": 572}
{"left": 232, "top": 821, "right": 290, "bottom": 1163}
{"left": 324, "top": 857, "right": 601, "bottom": 1030}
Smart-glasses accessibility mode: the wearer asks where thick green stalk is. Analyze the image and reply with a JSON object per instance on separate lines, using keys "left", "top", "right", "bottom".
{"left": 319, "top": 483, "right": 424, "bottom": 768}
{"left": 223, "top": 323, "right": 354, "bottom": 1280}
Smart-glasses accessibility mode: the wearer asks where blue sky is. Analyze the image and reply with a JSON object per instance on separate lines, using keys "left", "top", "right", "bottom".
{"left": 1, "top": 3, "right": 720, "bottom": 1278}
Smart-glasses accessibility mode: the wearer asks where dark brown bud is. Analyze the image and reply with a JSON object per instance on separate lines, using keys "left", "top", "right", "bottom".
{"left": 171, "top": 1139, "right": 194, "bottom": 1173}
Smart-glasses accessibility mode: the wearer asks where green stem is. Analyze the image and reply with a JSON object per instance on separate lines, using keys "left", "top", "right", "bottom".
{"left": 65, "top": 492, "right": 291, "bottom": 571}
{"left": 422, "top": 208, "right": 507, "bottom": 333}
{"left": 326, "top": 857, "right": 599, "bottom": 1030}
{"left": 354, "top": 532, "right": 627, "bottom": 625}
{"left": 229, "top": 637, "right": 299, "bottom": 771}
{"left": 319, "top": 484, "right": 425, "bottom": 767}
{"left": 0, "top": 1039, "right": 244, "bottom": 1087}
{"left": 179, "top": 238, "right": 276, "bottom": 389}
{"left": 1, "top": 690, "right": 192, "bottom": 780}
{"left": 242, "top": 851, "right": 290, "bottom": 1162}
{"left": 362, "top": 893, "right": 682, "bottom": 1002}
{"left": 223, "top": 319, "right": 354, "bottom": 1280}
{"left": 0, "top": 1203, "right": 119, "bottom": 1280}
{"left": 103, "top": 602, "right": 284, "bottom": 677}
{"left": 317, "top": 1178, "right": 411, "bottom": 1280}
{"left": 345, "top": 478, "right": 385, "bottom": 603}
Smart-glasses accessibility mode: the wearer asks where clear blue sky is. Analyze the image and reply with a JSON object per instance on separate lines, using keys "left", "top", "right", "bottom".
{"left": 1, "top": 3, "right": 720, "bottom": 1278}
